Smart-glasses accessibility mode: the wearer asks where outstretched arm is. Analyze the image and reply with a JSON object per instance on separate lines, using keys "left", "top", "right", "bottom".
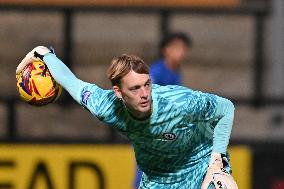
{"left": 43, "top": 53, "right": 88, "bottom": 103}
{"left": 16, "top": 46, "right": 89, "bottom": 104}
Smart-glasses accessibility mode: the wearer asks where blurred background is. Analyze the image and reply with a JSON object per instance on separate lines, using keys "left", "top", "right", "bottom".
{"left": 0, "top": 0, "right": 283, "bottom": 188}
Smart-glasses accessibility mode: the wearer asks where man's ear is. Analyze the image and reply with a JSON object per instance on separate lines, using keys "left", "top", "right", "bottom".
{"left": 113, "top": 85, "right": 122, "bottom": 99}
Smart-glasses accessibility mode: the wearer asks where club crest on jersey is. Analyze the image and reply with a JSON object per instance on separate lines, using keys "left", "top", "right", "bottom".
{"left": 162, "top": 133, "right": 176, "bottom": 140}
{"left": 82, "top": 90, "right": 92, "bottom": 105}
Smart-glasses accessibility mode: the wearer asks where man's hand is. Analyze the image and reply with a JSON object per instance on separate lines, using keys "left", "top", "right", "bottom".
{"left": 201, "top": 153, "right": 238, "bottom": 189}
{"left": 16, "top": 46, "right": 52, "bottom": 74}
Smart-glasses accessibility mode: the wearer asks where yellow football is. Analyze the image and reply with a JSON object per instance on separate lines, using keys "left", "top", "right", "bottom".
{"left": 16, "top": 60, "right": 62, "bottom": 106}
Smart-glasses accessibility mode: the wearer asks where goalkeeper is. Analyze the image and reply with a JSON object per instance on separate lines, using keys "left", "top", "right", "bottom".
{"left": 17, "top": 46, "right": 238, "bottom": 189}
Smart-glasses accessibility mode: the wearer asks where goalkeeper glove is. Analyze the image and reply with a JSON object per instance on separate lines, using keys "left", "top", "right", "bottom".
{"left": 201, "top": 152, "right": 238, "bottom": 189}
{"left": 16, "top": 46, "right": 54, "bottom": 74}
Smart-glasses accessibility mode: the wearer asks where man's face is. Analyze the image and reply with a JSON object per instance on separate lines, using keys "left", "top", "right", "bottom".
{"left": 164, "top": 39, "right": 188, "bottom": 66}
{"left": 113, "top": 70, "right": 152, "bottom": 119}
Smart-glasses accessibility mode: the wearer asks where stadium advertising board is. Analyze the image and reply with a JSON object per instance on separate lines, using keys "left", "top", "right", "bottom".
{"left": 0, "top": 144, "right": 135, "bottom": 189}
{"left": 0, "top": 144, "right": 250, "bottom": 189}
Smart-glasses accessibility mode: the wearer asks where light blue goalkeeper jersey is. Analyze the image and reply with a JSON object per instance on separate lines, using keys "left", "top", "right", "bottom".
{"left": 43, "top": 53, "right": 235, "bottom": 188}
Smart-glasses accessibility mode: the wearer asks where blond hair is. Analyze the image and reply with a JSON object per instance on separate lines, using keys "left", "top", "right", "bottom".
{"left": 106, "top": 54, "right": 149, "bottom": 86}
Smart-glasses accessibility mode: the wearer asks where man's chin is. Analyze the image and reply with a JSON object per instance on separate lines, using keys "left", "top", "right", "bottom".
{"left": 138, "top": 106, "right": 151, "bottom": 114}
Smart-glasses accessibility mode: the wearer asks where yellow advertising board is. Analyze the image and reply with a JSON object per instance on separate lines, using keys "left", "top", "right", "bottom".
{"left": 229, "top": 145, "right": 252, "bottom": 189}
{"left": 0, "top": 144, "right": 251, "bottom": 189}
{"left": 0, "top": 144, "right": 136, "bottom": 189}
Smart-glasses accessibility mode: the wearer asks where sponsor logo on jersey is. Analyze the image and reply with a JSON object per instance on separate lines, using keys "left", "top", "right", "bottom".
{"left": 162, "top": 133, "right": 176, "bottom": 140}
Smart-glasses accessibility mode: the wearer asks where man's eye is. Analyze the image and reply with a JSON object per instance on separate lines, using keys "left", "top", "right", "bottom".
{"left": 130, "top": 87, "right": 139, "bottom": 91}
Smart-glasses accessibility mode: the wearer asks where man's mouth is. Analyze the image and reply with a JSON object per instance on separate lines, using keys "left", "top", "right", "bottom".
{"left": 140, "top": 100, "right": 149, "bottom": 107}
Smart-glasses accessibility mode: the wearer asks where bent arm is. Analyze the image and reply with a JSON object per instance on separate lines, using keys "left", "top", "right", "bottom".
{"left": 212, "top": 97, "right": 235, "bottom": 154}
{"left": 43, "top": 53, "right": 88, "bottom": 103}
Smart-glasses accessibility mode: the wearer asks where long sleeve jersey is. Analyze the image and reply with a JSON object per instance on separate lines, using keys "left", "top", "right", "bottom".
{"left": 43, "top": 53, "right": 235, "bottom": 185}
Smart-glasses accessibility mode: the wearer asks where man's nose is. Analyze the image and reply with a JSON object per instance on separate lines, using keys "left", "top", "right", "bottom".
{"left": 140, "top": 87, "right": 148, "bottom": 98}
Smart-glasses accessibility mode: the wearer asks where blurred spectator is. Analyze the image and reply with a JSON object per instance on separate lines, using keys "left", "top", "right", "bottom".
{"left": 150, "top": 32, "right": 192, "bottom": 86}
{"left": 133, "top": 32, "right": 192, "bottom": 189}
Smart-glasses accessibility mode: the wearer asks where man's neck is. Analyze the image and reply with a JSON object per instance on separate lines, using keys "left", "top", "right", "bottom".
{"left": 165, "top": 59, "right": 179, "bottom": 71}
{"left": 125, "top": 105, "right": 152, "bottom": 121}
